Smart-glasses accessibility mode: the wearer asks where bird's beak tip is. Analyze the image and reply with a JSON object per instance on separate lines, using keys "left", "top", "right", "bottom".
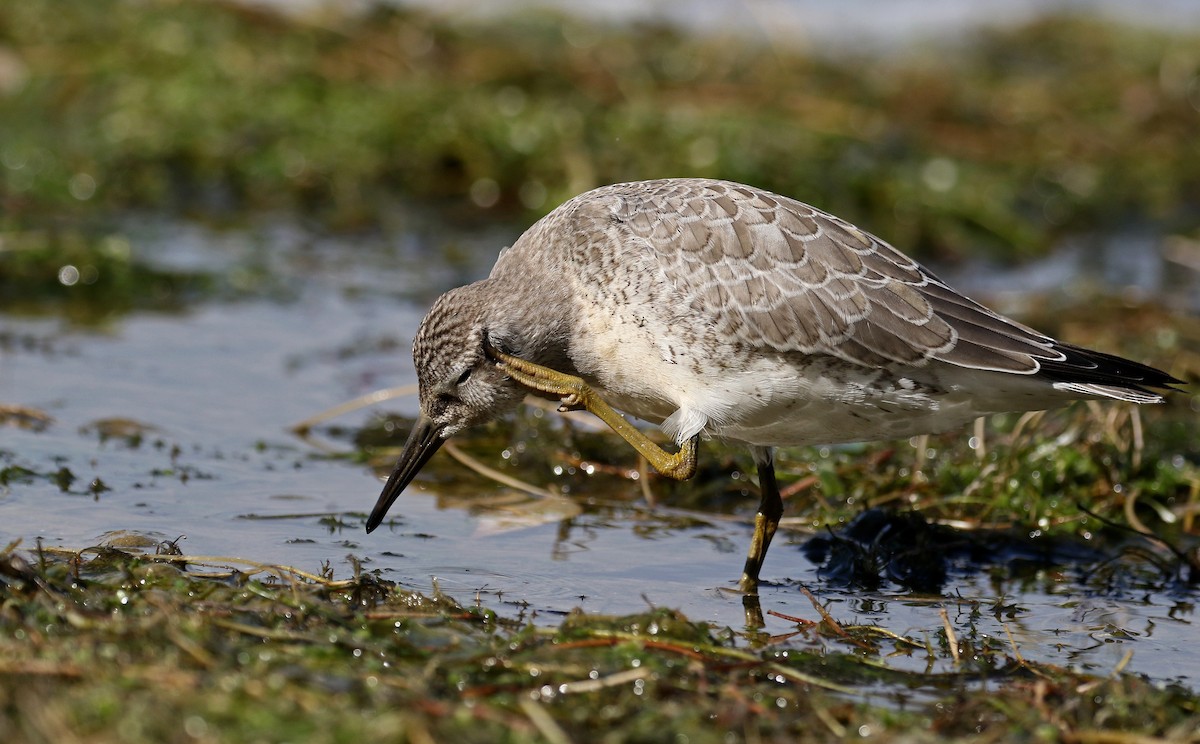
{"left": 364, "top": 415, "right": 444, "bottom": 535}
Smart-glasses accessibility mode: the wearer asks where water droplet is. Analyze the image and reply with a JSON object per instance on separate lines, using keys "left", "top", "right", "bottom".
{"left": 58, "top": 265, "right": 80, "bottom": 286}
{"left": 69, "top": 172, "right": 96, "bottom": 200}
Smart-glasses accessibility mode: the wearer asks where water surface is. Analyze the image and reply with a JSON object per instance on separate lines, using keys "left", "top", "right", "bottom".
{"left": 2, "top": 212, "right": 1196, "bottom": 690}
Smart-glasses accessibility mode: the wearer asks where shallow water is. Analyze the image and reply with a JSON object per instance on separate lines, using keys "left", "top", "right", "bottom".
{"left": 2, "top": 213, "right": 1197, "bottom": 690}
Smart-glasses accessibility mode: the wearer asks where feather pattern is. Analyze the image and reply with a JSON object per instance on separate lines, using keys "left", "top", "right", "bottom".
{"left": 557, "top": 178, "right": 1178, "bottom": 403}
{"left": 375, "top": 177, "right": 1182, "bottom": 588}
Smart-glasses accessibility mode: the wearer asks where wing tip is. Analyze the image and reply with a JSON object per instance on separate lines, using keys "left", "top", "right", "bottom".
{"left": 1039, "top": 342, "right": 1183, "bottom": 402}
{"left": 1050, "top": 381, "right": 1167, "bottom": 404}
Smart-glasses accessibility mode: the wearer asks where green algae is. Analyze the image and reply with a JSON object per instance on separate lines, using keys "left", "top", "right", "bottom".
{"left": 3, "top": 543, "right": 1198, "bottom": 743}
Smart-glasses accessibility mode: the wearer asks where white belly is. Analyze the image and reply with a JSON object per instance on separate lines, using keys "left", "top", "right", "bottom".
{"left": 583, "top": 336, "right": 1071, "bottom": 448}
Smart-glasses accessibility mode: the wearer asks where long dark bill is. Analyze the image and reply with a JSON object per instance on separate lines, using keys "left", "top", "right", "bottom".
{"left": 365, "top": 414, "right": 444, "bottom": 533}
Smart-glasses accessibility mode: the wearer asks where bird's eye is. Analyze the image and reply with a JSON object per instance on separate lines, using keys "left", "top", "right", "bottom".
{"left": 455, "top": 368, "right": 472, "bottom": 386}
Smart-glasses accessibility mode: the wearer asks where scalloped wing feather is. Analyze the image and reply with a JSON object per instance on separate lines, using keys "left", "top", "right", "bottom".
{"left": 608, "top": 179, "right": 1068, "bottom": 373}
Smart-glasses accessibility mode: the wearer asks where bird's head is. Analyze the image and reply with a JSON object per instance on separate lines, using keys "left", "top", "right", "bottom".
{"left": 365, "top": 283, "right": 528, "bottom": 532}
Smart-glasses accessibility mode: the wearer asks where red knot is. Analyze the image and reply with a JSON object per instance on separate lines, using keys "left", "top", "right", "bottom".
{"left": 365, "top": 178, "right": 1179, "bottom": 593}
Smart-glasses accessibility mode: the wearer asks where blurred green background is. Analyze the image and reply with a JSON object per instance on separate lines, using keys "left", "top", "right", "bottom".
{"left": 3, "top": 0, "right": 1198, "bottom": 263}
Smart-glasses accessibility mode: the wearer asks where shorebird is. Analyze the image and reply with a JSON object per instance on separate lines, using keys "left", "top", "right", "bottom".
{"left": 365, "top": 178, "right": 1178, "bottom": 593}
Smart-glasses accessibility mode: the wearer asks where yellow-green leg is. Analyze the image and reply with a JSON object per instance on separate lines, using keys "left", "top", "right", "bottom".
{"left": 739, "top": 448, "right": 783, "bottom": 594}
{"left": 485, "top": 336, "right": 791, "bottom": 600}
{"left": 484, "top": 339, "right": 699, "bottom": 480}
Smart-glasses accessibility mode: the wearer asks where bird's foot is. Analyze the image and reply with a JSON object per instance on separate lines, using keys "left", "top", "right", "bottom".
{"left": 556, "top": 393, "right": 587, "bottom": 413}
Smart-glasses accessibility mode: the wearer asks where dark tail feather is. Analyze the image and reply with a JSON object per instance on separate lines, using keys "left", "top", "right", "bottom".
{"left": 1037, "top": 343, "right": 1182, "bottom": 402}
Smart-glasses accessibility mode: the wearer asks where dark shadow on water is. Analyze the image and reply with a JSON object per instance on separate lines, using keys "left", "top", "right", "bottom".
{"left": 803, "top": 507, "right": 1200, "bottom": 598}
{"left": 803, "top": 508, "right": 1106, "bottom": 593}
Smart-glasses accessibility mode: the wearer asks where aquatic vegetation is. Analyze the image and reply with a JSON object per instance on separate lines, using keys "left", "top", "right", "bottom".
{"left": 3, "top": 543, "right": 1199, "bottom": 742}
